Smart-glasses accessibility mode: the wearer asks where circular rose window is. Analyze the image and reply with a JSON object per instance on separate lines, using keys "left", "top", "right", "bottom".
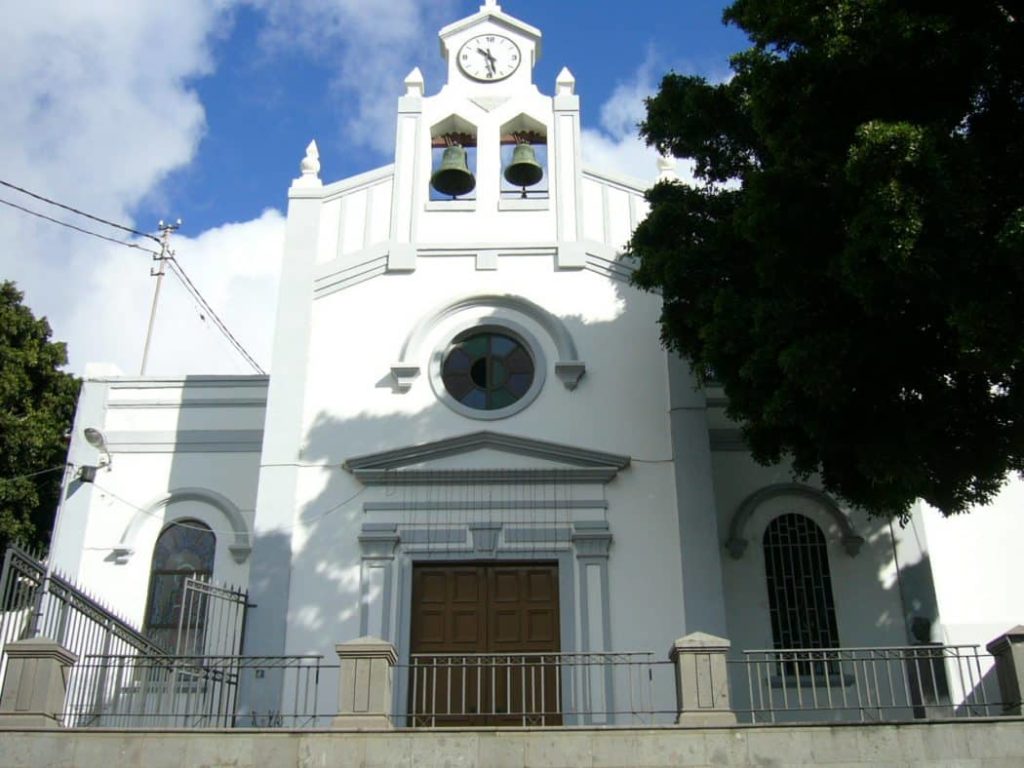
{"left": 441, "top": 331, "right": 535, "bottom": 411}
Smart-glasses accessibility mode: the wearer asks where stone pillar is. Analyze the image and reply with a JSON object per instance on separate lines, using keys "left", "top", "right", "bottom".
{"left": 332, "top": 637, "right": 398, "bottom": 730}
{"left": 573, "top": 521, "right": 612, "bottom": 725}
{"left": 670, "top": 632, "right": 736, "bottom": 726}
{"left": 986, "top": 625, "right": 1024, "bottom": 715}
{"left": 0, "top": 639, "right": 77, "bottom": 728}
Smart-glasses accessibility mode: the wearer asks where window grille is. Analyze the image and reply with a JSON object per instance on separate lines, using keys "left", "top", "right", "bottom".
{"left": 763, "top": 514, "right": 839, "bottom": 663}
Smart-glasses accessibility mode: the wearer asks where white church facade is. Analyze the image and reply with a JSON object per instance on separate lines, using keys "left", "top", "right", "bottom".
{"left": 43, "top": 1, "right": 1022, "bottom": 726}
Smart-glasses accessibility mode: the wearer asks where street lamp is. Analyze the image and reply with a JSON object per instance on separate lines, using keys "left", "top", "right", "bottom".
{"left": 80, "top": 428, "right": 111, "bottom": 481}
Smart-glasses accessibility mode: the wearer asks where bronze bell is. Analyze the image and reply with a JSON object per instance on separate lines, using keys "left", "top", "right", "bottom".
{"left": 503, "top": 141, "right": 544, "bottom": 191}
{"left": 430, "top": 144, "right": 476, "bottom": 198}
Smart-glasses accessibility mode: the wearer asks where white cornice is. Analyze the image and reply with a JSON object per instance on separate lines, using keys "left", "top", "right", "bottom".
{"left": 581, "top": 166, "right": 651, "bottom": 194}
{"left": 438, "top": 9, "right": 542, "bottom": 50}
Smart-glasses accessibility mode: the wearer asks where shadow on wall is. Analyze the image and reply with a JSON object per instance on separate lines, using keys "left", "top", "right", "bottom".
{"left": 231, "top": 260, "right": 663, "bottom": 720}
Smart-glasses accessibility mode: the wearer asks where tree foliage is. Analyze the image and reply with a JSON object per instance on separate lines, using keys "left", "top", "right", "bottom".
{"left": 0, "top": 282, "right": 79, "bottom": 551}
{"left": 630, "top": 0, "right": 1024, "bottom": 517}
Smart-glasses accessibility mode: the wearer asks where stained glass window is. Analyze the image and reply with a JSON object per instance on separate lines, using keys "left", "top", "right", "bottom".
{"left": 144, "top": 520, "right": 215, "bottom": 652}
{"left": 441, "top": 331, "right": 535, "bottom": 411}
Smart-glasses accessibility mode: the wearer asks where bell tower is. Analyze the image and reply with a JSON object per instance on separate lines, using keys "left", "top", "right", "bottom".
{"left": 387, "top": 0, "right": 586, "bottom": 270}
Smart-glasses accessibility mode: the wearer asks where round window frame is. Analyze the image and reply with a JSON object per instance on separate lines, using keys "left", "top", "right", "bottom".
{"left": 430, "top": 321, "right": 546, "bottom": 420}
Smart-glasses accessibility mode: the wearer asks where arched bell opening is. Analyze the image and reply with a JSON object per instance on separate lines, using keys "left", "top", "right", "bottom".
{"left": 429, "top": 115, "right": 478, "bottom": 201}
{"left": 500, "top": 114, "right": 548, "bottom": 200}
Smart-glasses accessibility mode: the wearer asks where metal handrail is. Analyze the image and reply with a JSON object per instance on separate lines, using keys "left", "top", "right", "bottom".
{"left": 403, "top": 651, "right": 671, "bottom": 727}
{"left": 732, "top": 644, "right": 1005, "bottom": 723}
{"left": 63, "top": 653, "right": 324, "bottom": 729}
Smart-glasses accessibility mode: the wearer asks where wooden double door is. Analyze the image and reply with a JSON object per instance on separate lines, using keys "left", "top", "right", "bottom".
{"left": 409, "top": 563, "right": 561, "bottom": 726}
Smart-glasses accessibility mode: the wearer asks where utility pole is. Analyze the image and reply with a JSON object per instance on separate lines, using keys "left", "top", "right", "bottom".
{"left": 140, "top": 219, "right": 180, "bottom": 375}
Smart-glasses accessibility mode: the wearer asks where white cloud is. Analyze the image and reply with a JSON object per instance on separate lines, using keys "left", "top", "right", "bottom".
{"left": 0, "top": 0, "right": 459, "bottom": 377}
{"left": 1, "top": 2, "right": 708, "bottom": 380}
{"left": 249, "top": 0, "right": 459, "bottom": 155}
{"left": 581, "top": 55, "right": 697, "bottom": 186}
{"left": 0, "top": 0, "right": 264, "bottom": 376}
{"left": 63, "top": 211, "right": 285, "bottom": 376}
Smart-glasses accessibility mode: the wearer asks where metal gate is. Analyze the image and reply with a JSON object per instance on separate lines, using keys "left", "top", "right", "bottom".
{"left": 174, "top": 576, "right": 248, "bottom": 657}
{"left": 0, "top": 544, "right": 251, "bottom": 727}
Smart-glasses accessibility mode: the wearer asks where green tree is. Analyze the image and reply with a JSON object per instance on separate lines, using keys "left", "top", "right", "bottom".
{"left": 0, "top": 281, "right": 80, "bottom": 551}
{"left": 630, "top": 1, "right": 1024, "bottom": 517}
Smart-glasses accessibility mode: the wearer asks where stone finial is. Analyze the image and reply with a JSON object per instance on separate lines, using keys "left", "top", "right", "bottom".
{"left": 404, "top": 68, "right": 425, "bottom": 98}
{"left": 658, "top": 154, "right": 679, "bottom": 182}
{"left": 482, "top": 0, "right": 501, "bottom": 10}
{"left": 301, "top": 140, "right": 321, "bottom": 177}
{"left": 556, "top": 67, "right": 576, "bottom": 96}
{"left": 292, "top": 140, "right": 323, "bottom": 191}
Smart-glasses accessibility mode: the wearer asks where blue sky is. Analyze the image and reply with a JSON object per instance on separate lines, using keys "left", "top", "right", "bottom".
{"left": 0, "top": 1, "right": 746, "bottom": 375}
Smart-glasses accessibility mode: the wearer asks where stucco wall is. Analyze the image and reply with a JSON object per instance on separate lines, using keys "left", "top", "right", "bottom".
{"left": 50, "top": 376, "right": 266, "bottom": 628}
{"left": 2, "top": 721, "right": 1022, "bottom": 767}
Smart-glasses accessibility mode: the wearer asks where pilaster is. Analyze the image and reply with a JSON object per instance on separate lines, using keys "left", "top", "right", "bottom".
{"left": 388, "top": 69, "right": 424, "bottom": 272}
{"left": 572, "top": 521, "right": 613, "bottom": 724}
{"left": 668, "top": 355, "right": 728, "bottom": 636}
{"left": 552, "top": 68, "right": 585, "bottom": 269}
{"left": 242, "top": 149, "right": 324, "bottom": 715}
{"left": 359, "top": 524, "right": 400, "bottom": 640}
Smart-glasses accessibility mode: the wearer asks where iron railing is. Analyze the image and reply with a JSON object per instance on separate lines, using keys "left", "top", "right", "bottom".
{"left": 62, "top": 654, "right": 323, "bottom": 728}
{"left": 403, "top": 652, "right": 674, "bottom": 727}
{"left": 732, "top": 645, "right": 1005, "bottom": 723}
{"left": 0, "top": 544, "right": 165, "bottom": 678}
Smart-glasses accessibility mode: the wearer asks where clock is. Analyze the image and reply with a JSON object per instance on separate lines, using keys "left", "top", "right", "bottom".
{"left": 457, "top": 34, "right": 521, "bottom": 82}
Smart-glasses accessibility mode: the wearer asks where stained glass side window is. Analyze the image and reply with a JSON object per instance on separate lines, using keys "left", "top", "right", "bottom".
{"left": 144, "top": 520, "right": 215, "bottom": 652}
{"left": 441, "top": 331, "right": 535, "bottom": 411}
{"left": 763, "top": 514, "right": 839, "bottom": 652}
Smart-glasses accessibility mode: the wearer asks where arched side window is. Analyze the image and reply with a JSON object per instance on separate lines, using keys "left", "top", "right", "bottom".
{"left": 763, "top": 514, "right": 839, "bottom": 650}
{"left": 144, "top": 520, "right": 215, "bottom": 652}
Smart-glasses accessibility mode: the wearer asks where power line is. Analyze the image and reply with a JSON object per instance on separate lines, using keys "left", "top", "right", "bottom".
{"left": 165, "top": 257, "right": 267, "bottom": 374}
{"left": 89, "top": 480, "right": 366, "bottom": 538}
{"left": 0, "top": 178, "right": 266, "bottom": 376}
{"left": 0, "top": 197, "right": 161, "bottom": 256}
{"left": 0, "top": 178, "right": 162, "bottom": 244}
{"left": 0, "top": 464, "right": 66, "bottom": 483}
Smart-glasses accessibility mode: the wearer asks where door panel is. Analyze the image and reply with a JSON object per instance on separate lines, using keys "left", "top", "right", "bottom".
{"left": 409, "top": 563, "right": 560, "bottom": 726}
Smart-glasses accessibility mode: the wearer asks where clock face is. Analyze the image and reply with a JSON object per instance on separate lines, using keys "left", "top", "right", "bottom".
{"left": 457, "top": 34, "right": 521, "bottom": 82}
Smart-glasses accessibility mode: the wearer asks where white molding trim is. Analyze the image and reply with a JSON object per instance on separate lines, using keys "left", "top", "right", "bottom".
{"left": 101, "top": 430, "right": 264, "bottom": 454}
{"left": 116, "top": 488, "right": 253, "bottom": 564}
{"left": 345, "top": 430, "right": 631, "bottom": 472}
{"left": 390, "top": 293, "right": 585, "bottom": 391}
{"left": 725, "top": 483, "right": 864, "bottom": 559}
{"left": 351, "top": 468, "right": 620, "bottom": 485}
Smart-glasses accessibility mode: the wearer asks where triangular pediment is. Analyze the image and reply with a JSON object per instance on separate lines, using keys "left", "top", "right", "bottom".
{"left": 439, "top": 7, "right": 542, "bottom": 47}
{"left": 344, "top": 431, "right": 630, "bottom": 485}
